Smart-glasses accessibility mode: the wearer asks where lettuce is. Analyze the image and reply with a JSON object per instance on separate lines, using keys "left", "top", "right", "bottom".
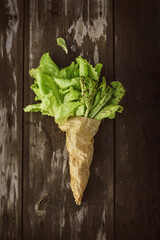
{"left": 94, "top": 105, "right": 124, "bottom": 120}
{"left": 57, "top": 37, "right": 68, "bottom": 54}
{"left": 76, "top": 56, "right": 100, "bottom": 80}
{"left": 24, "top": 38, "right": 125, "bottom": 124}
{"left": 80, "top": 77, "right": 98, "bottom": 117}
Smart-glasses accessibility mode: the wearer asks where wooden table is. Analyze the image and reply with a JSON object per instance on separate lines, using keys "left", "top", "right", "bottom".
{"left": 0, "top": 0, "right": 160, "bottom": 239}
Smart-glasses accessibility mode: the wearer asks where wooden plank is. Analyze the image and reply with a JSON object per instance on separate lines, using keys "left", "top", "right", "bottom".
{"left": 114, "top": 1, "right": 160, "bottom": 239}
{"left": 23, "top": 0, "right": 114, "bottom": 239}
{"left": 0, "top": 0, "right": 23, "bottom": 239}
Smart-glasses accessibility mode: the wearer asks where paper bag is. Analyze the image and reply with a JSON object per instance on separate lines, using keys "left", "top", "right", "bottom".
{"left": 59, "top": 117, "right": 101, "bottom": 205}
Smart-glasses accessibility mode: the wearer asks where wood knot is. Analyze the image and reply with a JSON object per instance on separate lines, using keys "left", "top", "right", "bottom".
{"left": 7, "top": 14, "right": 18, "bottom": 28}
{"left": 35, "top": 193, "right": 50, "bottom": 217}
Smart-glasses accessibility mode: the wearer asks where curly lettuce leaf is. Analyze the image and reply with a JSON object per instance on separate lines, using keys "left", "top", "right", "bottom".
{"left": 76, "top": 104, "right": 86, "bottom": 116}
{"left": 39, "top": 53, "right": 60, "bottom": 77}
{"left": 24, "top": 93, "right": 60, "bottom": 117}
{"left": 53, "top": 77, "right": 80, "bottom": 90}
{"left": 24, "top": 103, "right": 41, "bottom": 112}
{"left": 76, "top": 56, "right": 100, "bottom": 81}
{"left": 24, "top": 38, "right": 125, "bottom": 124}
{"left": 95, "top": 63, "right": 103, "bottom": 77}
{"left": 24, "top": 52, "right": 83, "bottom": 124}
{"left": 59, "top": 62, "right": 79, "bottom": 79}
{"left": 54, "top": 102, "right": 80, "bottom": 124}
{"left": 63, "top": 86, "right": 81, "bottom": 102}
{"left": 76, "top": 56, "right": 88, "bottom": 77}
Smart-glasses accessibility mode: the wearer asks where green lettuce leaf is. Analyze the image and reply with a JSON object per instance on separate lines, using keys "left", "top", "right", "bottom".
{"left": 91, "top": 80, "right": 125, "bottom": 120}
{"left": 63, "top": 86, "right": 81, "bottom": 102}
{"left": 109, "top": 81, "right": 125, "bottom": 105}
{"left": 59, "top": 62, "right": 79, "bottom": 79}
{"left": 95, "top": 63, "right": 103, "bottom": 77}
{"left": 80, "top": 76, "right": 98, "bottom": 117}
{"left": 76, "top": 56, "right": 99, "bottom": 81}
{"left": 76, "top": 104, "right": 86, "bottom": 116}
{"left": 57, "top": 37, "right": 68, "bottom": 54}
{"left": 24, "top": 103, "right": 41, "bottom": 112}
{"left": 24, "top": 38, "right": 125, "bottom": 124}
{"left": 90, "top": 77, "right": 107, "bottom": 112}
{"left": 55, "top": 101, "right": 80, "bottom": 124}
{"left": 94, "top": 105, "right": 123, "bottom": 120}
{"left": 30, "top": 69, "right": 61, "bottom": 98}
{"left": 39, "top": 53, "right": 60, "bottom": 77}
{"left": 76, "top": 56, "right": 88, "bottom": 77}
{"left": 53, "top": 77, "right": 80, "bottom": 89}
{"left": 89, "top": 85, "right": 112, "bottom": 118}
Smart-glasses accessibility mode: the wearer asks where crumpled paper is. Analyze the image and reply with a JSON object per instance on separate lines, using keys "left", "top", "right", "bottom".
{"left": 59, "top": 117, "right": 101, "bottom": 205}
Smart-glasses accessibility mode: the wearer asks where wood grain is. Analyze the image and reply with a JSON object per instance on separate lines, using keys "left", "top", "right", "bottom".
{"left": 1, "top": 0, "right": 160, "bottom": 239}
{"left": 114, "top": 1, "right": 160, "bottom": 239}
{"left": 0, "top": 0, "right": 23, "bottom": 239}
{"left": 23, "top": 0, "right": 114, "bottom": 239}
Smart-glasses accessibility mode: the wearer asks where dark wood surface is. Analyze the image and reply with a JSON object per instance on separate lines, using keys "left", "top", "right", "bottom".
{"left": 0, "top": 0, "right": 23, "bottom": 239}
{"left": 115, "top": 1, "right": 160, "bottom": 239}
{"left": 0, "top": 0, "right": 160, "bottom": 239}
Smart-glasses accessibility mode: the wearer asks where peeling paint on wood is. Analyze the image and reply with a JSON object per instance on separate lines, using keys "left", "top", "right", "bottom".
{"left": 0, "top": 0, "right": 23, "bottom": 239}
{"left": 5, "top": 0, "right": 19, "bottom": 60}
{"left": 67, "top": 0, "right": 107, "bottom": 65}
{"left": 64, "top": 0, "right": 68, "bottom": 16}
{"left": 67, "top": 0, "right": 107, "bottom": 48}
{"left": 0, "top": 34, "right": 4, "bottom": 57}
{"left": 94, "top": 44, "right": 99, "bottom": 64}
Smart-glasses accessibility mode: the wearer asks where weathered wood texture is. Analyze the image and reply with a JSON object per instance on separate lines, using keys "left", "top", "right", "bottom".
{"left": 1, "top": 0, "right": 160, "bottom": 239}
{"left": 115, "top": 1, "right": 160, "bottom": 239}
{"left": 23, "top": 0, "right": 114, "bottom": 239}
{"left": 0, "top": 0, "right": 23, "bottom": 239}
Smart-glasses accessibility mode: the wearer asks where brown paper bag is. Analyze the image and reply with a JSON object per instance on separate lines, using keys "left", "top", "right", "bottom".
{"left": 59, "top": 117, "right": 101, "bottom": 205}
